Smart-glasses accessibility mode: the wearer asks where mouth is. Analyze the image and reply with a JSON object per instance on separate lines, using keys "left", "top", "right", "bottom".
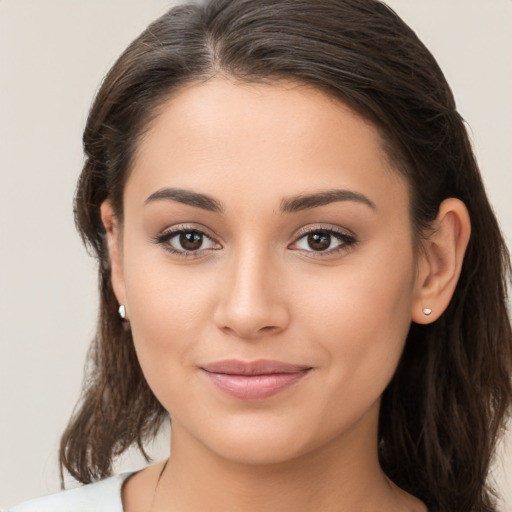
{"left": 200, "top": 359, "right": 313, "bottom": 400}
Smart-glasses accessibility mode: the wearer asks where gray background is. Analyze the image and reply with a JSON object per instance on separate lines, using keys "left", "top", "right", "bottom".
{"left": 1, "top": 1, "right": 511, "bottom": 509}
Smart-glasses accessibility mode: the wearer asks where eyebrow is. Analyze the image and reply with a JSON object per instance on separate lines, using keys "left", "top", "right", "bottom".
{"left": 144, "top": 188, "right": 224, "bottom": 213}
{"left": 280, "top": 189, "right": 376, "bottom": 212}
{"left": 144, "top": 187, "right": 376, "bottom": 213}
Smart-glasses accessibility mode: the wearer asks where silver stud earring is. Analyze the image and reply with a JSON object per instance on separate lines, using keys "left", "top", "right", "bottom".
{"left": 423, "top": 308, "right": 432, "bottom": 316}
{"left": 118, "top": 304, "right": 127, "bottom": 319}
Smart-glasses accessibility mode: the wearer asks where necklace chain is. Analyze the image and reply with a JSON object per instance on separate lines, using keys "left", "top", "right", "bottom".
{"left": 148, "top": 458, "right": 169, "bottom": 512}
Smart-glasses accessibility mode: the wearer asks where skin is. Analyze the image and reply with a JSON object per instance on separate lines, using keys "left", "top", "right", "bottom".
{"left": 101, "top": 77, "right": 470, "bottom": 512}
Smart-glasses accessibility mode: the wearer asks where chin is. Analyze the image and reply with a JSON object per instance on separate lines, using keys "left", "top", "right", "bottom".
{"left": 184, "top": 411, "right": 344, "bottom": 468}
{"left": 210, "top": 434, "right": 312, "bottom": 466}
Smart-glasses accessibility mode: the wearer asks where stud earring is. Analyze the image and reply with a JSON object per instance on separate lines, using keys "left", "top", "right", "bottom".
{"left": 118, "top": 304, "right": 127, "bottom": 319}
{"left": 423, "top": 308, "right": 432, "bottom": 316}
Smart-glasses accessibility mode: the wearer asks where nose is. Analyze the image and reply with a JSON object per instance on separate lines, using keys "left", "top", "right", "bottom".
{"left": 213, "top": 247, "right": 290, "bottom": 340}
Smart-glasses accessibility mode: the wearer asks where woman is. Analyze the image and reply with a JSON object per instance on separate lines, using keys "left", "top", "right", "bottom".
{"left": 7, "top": 0, "right": 511, "bottom": 511}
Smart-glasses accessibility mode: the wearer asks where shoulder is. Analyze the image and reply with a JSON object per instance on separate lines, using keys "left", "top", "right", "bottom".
{"left": 4, "top": 472, "right": 136, "bottom": 512}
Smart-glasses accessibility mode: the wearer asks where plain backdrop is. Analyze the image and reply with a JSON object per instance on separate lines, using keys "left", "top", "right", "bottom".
{"left": 1, "top": 0, "right": 511, "bottom": 509}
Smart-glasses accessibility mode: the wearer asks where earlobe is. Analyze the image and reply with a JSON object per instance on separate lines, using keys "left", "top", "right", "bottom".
{"left": 100, "top": 200, "right": 127, "bottom": 316}
{"left": 412, "top": 198, "right": 471, "bottom": 324}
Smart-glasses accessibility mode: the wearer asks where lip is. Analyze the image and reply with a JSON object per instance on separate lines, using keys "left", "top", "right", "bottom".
{"left": 200, "top": 359, "right": 312, "bottom": 400}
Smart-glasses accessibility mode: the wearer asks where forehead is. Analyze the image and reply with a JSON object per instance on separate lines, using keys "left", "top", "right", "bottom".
{"left": 127, "top": 77, "right": 408, "bottom": 214}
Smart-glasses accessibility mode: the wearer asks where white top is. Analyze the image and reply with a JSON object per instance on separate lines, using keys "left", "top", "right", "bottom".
{"left": 5, "top": 472, "right": 136, "bottom": 512}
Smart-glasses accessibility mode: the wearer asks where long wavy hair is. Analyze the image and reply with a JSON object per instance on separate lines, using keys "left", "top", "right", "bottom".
{"left": 61, "top": 1, "right": 512, "bottom": 510}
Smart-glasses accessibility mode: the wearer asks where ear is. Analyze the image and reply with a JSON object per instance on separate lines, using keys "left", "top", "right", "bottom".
{"left": 412, "top": 198, "right": 471, "bottom": 324}
{"left": 100, "top": 200, "right": 128, "bottom": 318}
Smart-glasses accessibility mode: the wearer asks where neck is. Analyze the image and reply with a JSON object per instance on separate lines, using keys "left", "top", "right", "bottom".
{"left": 153, "top": 406, "right": 421, "bottom": 512}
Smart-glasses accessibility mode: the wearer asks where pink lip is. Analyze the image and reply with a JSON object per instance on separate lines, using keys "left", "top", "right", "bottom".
{"left": 200, "top": 359, "right": 312, "bottom": 400}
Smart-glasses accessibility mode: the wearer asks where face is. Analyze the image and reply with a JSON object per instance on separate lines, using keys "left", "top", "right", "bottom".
{"left": 106, "top": 78, "right": 423, "bottom": 465}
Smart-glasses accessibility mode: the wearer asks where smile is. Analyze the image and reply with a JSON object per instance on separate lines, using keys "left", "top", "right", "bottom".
{"left": 200, "top": 359, "right": 312, "bottom": 400}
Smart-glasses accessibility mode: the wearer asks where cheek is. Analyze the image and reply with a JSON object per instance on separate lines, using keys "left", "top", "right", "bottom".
{"left": 123, "top": 225, "right": 217, "bottom": 325}
{"left": 294, "top": 245, "right": 416, "bottom": 401}
{"left": 120, "top": 242, "right": 220, "bottom": 401}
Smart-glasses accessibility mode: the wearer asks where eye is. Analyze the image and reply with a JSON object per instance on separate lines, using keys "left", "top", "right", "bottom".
{"left": 154, "top": 227, "right": 221, "bottom": 256}
{"left": 290, "top": 227, "right": 356, "bottom": 256}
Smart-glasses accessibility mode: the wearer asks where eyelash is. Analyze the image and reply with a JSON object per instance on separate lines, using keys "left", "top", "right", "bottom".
{"left": 291, "top": 225, "right": 357, "bottom": 257}
{"left": 152, "top": 224, "right": 357, "bottom": 259}
{"left": 152, "top": 225, "right": 220, "bottom": 258}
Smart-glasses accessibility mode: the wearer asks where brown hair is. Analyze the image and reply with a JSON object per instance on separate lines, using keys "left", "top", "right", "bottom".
{"left": 61, "top": 1, "right": 512, "bottom": 510}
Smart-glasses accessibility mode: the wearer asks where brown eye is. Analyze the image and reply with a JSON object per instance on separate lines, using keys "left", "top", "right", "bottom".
{"left": 155, "top": 227, "right": 220, "bottom": 255}
{"left": 291, "top": 227, "right": 356, "bottom": 256}
{"left": 307, "top": 231, "right": 331, "bottom": 251}
{"left": 179, "top": 231, "right": 203, "bottom": 251}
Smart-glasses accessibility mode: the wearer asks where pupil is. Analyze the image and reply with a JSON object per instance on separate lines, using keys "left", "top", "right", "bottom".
{"left": 180, "top": 231, "right": 203, "bottom": 250}
{"left": 308, "top": 232, "right": 331, "bottom": 251}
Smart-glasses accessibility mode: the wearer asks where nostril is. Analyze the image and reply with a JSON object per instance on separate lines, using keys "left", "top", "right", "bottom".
{"left": 219, "top": 323, "right": 280, "bottom": 339}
